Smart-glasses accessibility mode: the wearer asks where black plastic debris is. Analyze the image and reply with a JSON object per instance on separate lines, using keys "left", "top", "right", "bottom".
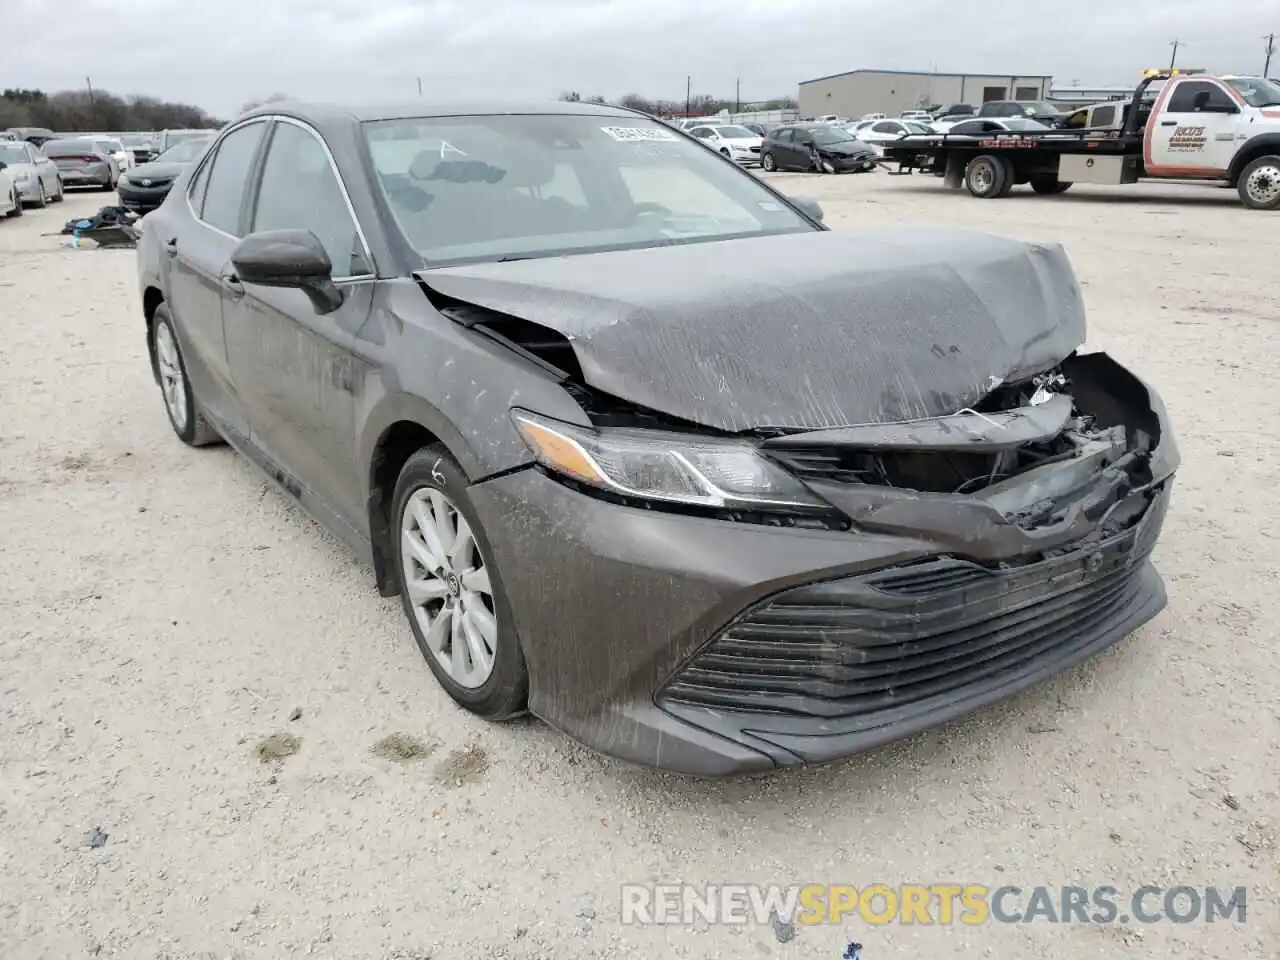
{"left": 83, "top": 826, "right": 108, "bottom": 848}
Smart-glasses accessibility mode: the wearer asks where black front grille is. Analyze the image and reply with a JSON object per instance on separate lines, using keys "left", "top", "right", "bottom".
{"left": 660, "top": 521, "right": 1157, "bottom": 720}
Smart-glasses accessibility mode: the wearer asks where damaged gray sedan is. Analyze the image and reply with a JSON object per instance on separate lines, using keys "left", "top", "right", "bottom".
{"left": 136, "top": 100, "right": 1178, "bottom": 776}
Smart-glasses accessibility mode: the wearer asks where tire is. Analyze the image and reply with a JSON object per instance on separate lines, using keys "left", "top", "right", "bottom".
{"left": 101, "top": 177, "right": 115, "bottom": 192}
{"left": 964, "top": 154, "right": 1011, "bottom": 198}
{"left": 719, "top": 148, "right": 730, "bottom": 158}
{"left": 52, "top": 177, "right": 64, "bottom": 202}
{"left": 1030, "top": 175, "right": 1072, "bottom": 195}
{"left": 1236, "top": 154, "right": 1280, "bottom": 210}
{"left": 149, "top": 305, "right": 222, "bottom": 447}
{"left": 760, "top": 151, "right": 777, "bottom": 172}
{"left": 391, "top": 446, "right": 528, "bottom": 720}
{"left": 32, "top": 181, "right": 47, "bottom": 209}
{"left": 6, "top": 189, "right": 22, "bottom": 217}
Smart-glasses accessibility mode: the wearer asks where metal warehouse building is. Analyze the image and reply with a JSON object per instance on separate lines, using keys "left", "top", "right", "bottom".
{"left": 798, "top": 69, "right": 1054, "bottom": 119}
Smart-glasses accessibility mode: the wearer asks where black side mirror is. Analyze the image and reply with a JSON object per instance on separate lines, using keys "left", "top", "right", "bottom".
{"left": 789, "top": 196, "right": 824, "bottom": 223}
{"left": 230, "top": 229, "right": 344, "bottom": 315}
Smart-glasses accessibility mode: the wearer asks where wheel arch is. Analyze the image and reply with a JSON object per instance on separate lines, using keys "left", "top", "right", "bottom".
{"left": 361, "top": 393, "right": 489, "bottom": 597}
{"left": 142, "top": 286, "right": 166, "bottom": 384}
{"left": 1227, "top": 135, "right": 1280, "bottom": 184}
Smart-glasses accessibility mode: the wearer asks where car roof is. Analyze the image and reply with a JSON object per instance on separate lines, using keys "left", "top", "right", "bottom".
{"left": 238, "top": 99, "right": 639, "bottom": 126}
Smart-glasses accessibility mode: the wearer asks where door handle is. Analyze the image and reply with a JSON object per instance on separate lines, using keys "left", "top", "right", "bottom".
{"left": 221, "top": 274, "right": 244, "bottom": 299}
{"left": 164, "top": 237, "right": 178, "bottom": 257}
{"left": 1160, "top": 121, "right": 1177, "bottom": 127}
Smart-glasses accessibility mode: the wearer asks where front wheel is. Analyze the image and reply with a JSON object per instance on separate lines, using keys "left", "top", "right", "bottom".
{"left": 392, "top": 446, "right": 528, "bottom": 720}
{"left": 51, "top": 177, "right": 64, "bottom": 202}
{"left": 150, "top": 305, "right": 222, "bottom": 446}
{"left": 1030, "top": 175, "right": 1072, "bottom": 195}
{"left": 33, "top": 181, "right": 48, "bottom": 208}
{"left": 965, "top": 154, "right": 1012, "bottom": 198}
{"left": 1237, "top": 155, "right": 1280, "bottom": 210}
{"left": 760, "top": 151, "right": 777, "bottom": 172}
{"left": 6, "top": 189, "right": 22, "bottom": 217}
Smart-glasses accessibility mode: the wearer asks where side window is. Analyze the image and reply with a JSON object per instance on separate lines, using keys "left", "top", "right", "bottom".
{"left": 1093, "top": 105, "right": 1116, "bottom": 126}
{"left": 187, "top": 154, "right": 214, "bottom": 214}
{"left": 951, "top": 121, "right": 980, "bottom": 135}
{"left": 251, "top": 121, "right": 371, "bottom": 278}
{"left": 201, "top": 121, "right": 267, "bottom": 235}
{"left": 1167, "top": 81, "right": 1234, "bottom": 113}
{"left": 775, "top": 128, "right": 794, "bottom": 143}
{"left": 690, "top": 128, "right": 712, "bottom": 139}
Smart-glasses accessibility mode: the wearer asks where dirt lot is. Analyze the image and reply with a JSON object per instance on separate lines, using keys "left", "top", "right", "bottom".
{"left": 1, "top": 177, "right": 1277, "bottom": 960}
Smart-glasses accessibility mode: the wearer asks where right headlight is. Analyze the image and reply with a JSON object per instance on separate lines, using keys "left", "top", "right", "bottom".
{"left": 512, "top": 410, "right": 830, "bottom": 512}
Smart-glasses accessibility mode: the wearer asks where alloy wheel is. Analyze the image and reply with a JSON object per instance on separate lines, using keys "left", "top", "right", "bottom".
{"left": 400, "top": 487, "right": 498, "bottom": 689}
{"left": 154, "top": 321, "right": 189, "bottom": 432}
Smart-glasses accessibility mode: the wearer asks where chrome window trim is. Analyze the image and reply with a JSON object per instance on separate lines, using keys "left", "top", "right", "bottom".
{"left": 184, "top": 117, "right": 264, "bottom": 243}
{"left": 184, "top": 115, "right": 377, "bottom": 282}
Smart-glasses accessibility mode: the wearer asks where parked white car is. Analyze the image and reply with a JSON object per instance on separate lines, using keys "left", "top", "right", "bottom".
{"left": 90, "top": 137, "right": 133, "bottom": 176}
{"left": 901, "top": 109, "right": 933, "bottom": 121}
{"left": 848, "top": 118, "right": 935, "bottom": 153}
{"left": 1, "top": 163, "right": 22, "bottom": 218}
{"left": 0, "top": 139, "right": 63, "bottom": 207}
{"left": 686, "top": 123, "right": 764, "bottom": 165}
{"left": 859, "top": 112, "right": 887, "bottom": 122}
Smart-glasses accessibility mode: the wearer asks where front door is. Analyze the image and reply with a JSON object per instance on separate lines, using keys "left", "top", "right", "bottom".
{"left": 1148, "top": 79, "right": 1242, "bottom": 175}
{"left": 222, "top": 118, "right": 376, "bottom": 537}
{"left": 163, "top": 119, "right": 268, "bottom": 439}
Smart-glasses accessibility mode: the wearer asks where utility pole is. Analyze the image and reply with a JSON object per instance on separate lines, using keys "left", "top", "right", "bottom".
{"left": 416, "top": 77, "right": 423, "bottom": 97}
{"left": 685, "top": 76, "right": 691, "bottom": 117}
{"left": 1168, "top": 38, "right": 1182, "bottom": 69}
{"left": 1265, "top": 33, "right": 1276, "bottom": 75}
{"left": 85, "top": 76, "right": 95, "bottom": 105}
{"left": 735, "top": 78, "right": 740, "bottom": 114}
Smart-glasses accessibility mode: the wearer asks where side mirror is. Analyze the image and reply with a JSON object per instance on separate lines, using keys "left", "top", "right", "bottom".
{"left": 230, "top": 229, "right": 344, "bottom": 315}
{"left": 0, "top": 161, "right": 6, "bottom": 171}
{"left": 789, "top": 196, "right": 825, "bottom": 223}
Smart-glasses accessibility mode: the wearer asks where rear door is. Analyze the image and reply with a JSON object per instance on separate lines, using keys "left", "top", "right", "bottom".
{"left": 771, "top": 128, "right": 798, "bottom": 167}
{"left": 163, "top": 119, "right": 268, "bottom": 439}
{"left": 1147, "top": 79, "right": 1242, "bottom": 175}
{"left": 222, "top": 118, "right": 376, "bottom": 533}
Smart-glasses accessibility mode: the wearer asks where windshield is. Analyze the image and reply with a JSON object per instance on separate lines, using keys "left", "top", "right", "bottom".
{"left": 121, "top": 134, "right": 152, "bottom": 146}
{"left": 808, "top": 126, "right": 853, "bottom": 144}
{"left": 1002, "top": 118, "right": 1049, "bottom": 130}
{"left": 1224, "top": 76, "right": 1280, "bottom": 107}
{"left": 363, "top": 114, "right": 815, "bottom": 266}
{"left": 902, "top": 121, "right": 931, "bottom": 133}
{"left": 715, "top": 126, "right": 756, "bottom": 139}
{"left": 1020, "top": 102, "right": 1057, "bottom": 115}
{"left": 0, "top": 143, "right": 29, "bottom": 164}
{"left": 156, "top": 137, "right": 211, "bottom": 163}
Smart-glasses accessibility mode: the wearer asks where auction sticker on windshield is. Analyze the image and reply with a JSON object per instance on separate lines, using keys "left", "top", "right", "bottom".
{"left": 601, "top": 126, "right": 679, "bottom": 142}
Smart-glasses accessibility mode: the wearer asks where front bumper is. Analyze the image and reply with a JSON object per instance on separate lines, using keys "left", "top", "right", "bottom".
{"left": 117, "top": 180, "right": 175, "bottom": 212}
{"left": 469, "top": 463, "right": 1173, "bottom": 776}
{"left": 823, "top": 153, "right": 878, "bottom": 172}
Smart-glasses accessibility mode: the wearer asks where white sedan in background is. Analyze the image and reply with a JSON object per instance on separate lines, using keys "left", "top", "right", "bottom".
{"left": 90, "top": 137, "right": 133, "bottom": 177}
{"left": 847, "top": 118, "right": 935, "bottom": 153}
{"left": 685, "top": 124, "right": 764, "bottom": 166}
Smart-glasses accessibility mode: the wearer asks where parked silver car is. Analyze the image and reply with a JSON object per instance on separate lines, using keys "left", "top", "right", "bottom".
{"left": 0, "top": 140, "right": 64, "bottom": 207}
{"left": 39, "top": 138, "right": 117, "bottom": 191}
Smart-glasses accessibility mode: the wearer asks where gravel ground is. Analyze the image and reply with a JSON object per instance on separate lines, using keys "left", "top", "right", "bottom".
{"left": 0, "top": 178, "right": 1277, "bottom": 960}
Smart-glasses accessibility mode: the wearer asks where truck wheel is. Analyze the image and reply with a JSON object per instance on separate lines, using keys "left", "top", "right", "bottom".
{"left": 1030, "top": 176, "right": 1073, "bottom": 195}
{"left": 1237, "top": 155, "right": 1280, "bottom": 210}
{"left": 964, "top": 155, "right": 1010, "bottom": 198}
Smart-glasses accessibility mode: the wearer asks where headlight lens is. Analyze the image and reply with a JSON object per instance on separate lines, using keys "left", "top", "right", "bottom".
{"left": 512, "top": 410, "right": 828, "bottom": 511}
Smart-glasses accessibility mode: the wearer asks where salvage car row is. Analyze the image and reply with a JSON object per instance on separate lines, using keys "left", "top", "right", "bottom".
{"left": 131, "top": 99, "right": 1178, "bottom": 775}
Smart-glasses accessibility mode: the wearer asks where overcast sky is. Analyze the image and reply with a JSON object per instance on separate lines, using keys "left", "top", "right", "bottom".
{"left": 6, "top": 0, "right": 1277, "bottom": 117}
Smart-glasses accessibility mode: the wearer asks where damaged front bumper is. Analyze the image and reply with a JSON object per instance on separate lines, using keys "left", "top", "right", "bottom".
{"left": 468, "top": 352, "right": 1178, "bottom": 776}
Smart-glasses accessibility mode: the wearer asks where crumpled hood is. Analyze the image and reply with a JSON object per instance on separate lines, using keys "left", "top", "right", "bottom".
{"left": 419, "top": 228, "right": 1086, "bottom": 433}
{"left": 818, "top": 139, "right": 876, "bottom": 156}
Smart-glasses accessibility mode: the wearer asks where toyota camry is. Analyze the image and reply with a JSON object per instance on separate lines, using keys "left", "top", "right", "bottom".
{"left": 136, "top": 99, "right": 1178, "bottom": 775}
